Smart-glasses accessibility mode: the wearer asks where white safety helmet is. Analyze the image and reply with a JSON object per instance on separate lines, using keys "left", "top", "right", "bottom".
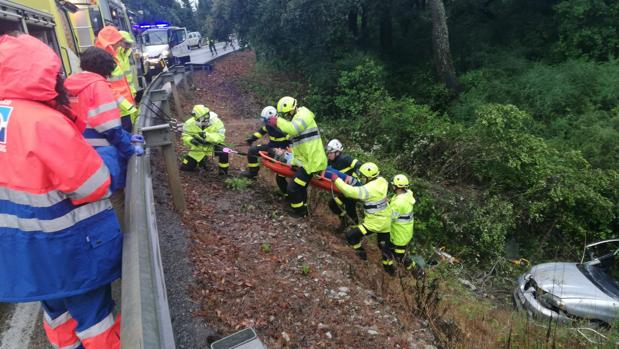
{"left": 326, "top": 139, "right": 343, "bottom": 153}
{"left": 261, "top": 106, "right": 278, "bottom": 121}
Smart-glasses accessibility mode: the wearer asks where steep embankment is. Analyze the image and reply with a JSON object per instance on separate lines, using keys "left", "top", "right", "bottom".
{"left": 157, "top": 50, "right": 435, "bottom": 348}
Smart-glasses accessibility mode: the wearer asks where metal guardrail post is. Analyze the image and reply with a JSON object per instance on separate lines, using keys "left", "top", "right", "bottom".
{"left": 160, "top": 72, "right": 184, "bottom": 119}
{"left": 149, "top": 90, "right": 186, "bottom": 213}
{"left": 142, "top": 123, "right": 186, "bottom": 213}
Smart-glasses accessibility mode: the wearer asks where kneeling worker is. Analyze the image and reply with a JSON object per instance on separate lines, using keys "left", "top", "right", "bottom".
{"left": 242, "top": 106, "right": 289, "bottom": 195}
{"left": 383, "top": 174, "right": 416, "bottom": 275}
{"left": 264, "top": 96, "right": 327, "bottom": 217}
{"left": 328, "top": 162, "right": 390, "bottom": 262}
{"left": 180, "top": 104, "right": 229, "bottom": 175}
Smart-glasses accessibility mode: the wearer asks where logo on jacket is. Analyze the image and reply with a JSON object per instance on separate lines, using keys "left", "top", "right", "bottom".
{"left": 0, "top": 106, "right": 13, "bottom": 152}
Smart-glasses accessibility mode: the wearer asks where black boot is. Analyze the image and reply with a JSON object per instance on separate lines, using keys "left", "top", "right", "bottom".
{"left": 383, "top": 264, "right": 396, "bottom": 276}
{"left": 355, "top": 248, "right": 367, "bottom": 261}
{"left": 240, "top": 167, "right": 259, "bottom": 179}
{"left": 286, "top": 205, "right": 307, "bottom": 219}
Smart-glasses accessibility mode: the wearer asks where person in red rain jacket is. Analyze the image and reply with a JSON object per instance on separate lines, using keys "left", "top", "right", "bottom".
{"left": 65, "top": 46, "right": 144, "bottom": 226}
{"left": 95, "top": 26, "right": 137, "bottom": 132}
{"left": 0, "top": 34, "right": 122, "bottom": 349}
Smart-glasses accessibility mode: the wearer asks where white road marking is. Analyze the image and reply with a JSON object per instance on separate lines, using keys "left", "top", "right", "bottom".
{"left": 0, "top": 302, "right": 41, "bottom": 349}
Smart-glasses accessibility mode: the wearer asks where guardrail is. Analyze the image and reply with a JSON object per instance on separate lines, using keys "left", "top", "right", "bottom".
{"left": 121, "top": 43, "right": 242, "bottom": 348}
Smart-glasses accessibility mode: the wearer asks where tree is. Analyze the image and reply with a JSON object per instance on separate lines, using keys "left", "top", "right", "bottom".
{"left": 429, "top": 0, "right": 460, "bottom": 94}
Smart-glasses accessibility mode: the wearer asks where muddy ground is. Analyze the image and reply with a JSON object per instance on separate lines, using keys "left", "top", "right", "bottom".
{"left": 154, "top": 50, "right": 436, "bottom": 348}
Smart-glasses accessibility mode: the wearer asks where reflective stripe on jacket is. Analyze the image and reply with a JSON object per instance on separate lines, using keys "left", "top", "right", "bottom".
{"left": 251, "top": 124, "right": 289, "bottom": 148}
{"left": 276, "top": 107, "right": 327, "bottom": 174}
{"left": 334, "top": 176, "right": 391, "bottom": 233}
{"left": 389, "top": 190, "right": 416, "bottom": 246}
{"left": 181, "top": 112, "right": 225, "bottom": 162}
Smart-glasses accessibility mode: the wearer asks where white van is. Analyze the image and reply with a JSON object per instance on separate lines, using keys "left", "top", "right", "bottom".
{"left": 187, "top": 32, "right": 202, "bottom": 49}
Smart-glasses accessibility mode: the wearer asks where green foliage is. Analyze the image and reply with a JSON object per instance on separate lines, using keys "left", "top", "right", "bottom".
{"left": 554, "top": 0, "right": 619, "bottom": 60}
{"left": 260, "top": 243, "right": 271, "bottom": 253}
{"left": 224, "top": 177, "right": 252, "bottom": 190}
{"left": 299, "top": 263, "right": 310, "bottom": 276}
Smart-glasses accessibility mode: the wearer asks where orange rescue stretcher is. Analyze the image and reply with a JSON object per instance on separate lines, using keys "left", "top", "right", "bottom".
{"left": 258, "top": 151, "right": 340, "bottom": 193}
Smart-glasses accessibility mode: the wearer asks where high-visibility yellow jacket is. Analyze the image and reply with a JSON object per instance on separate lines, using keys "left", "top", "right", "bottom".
{"left": 389, "top": 190, "right": 416, "bottom": 246}
{"left": 117, "top": 47, "right": 136, "bottom": 97}
{"left": 182, "top": 112, "right": 225, "bottom": 162}
{"left": 275, "top": 107, "right": 327, "bottom": 174}
{"left": 95, "top": 27, "right": 136, "bottom": 118}
{"left": 334, "top": 176, "right": 391, "bottom": 233}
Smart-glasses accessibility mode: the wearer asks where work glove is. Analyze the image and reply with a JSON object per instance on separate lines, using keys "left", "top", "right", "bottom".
{"left": 190, "top": 136, "right": 203, "bottom": 146}
{"left": 133, "top": 144, "right": 145, "bottom": 157}
{"left": 199, "top": 131, "right": 207, "bottom": 139}
{"left": 245, "top": 137, "right": 255, "bottom": 146}
{"left": 266, "top": 116, "right": 278, "bottom": 127}
{"left": 131, "top": 134, "right": 145, "bottom": 143}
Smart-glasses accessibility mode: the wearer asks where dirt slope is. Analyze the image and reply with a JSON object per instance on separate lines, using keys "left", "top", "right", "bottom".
{"left": 168, "top": 51, "right": 435, "bottom": 348}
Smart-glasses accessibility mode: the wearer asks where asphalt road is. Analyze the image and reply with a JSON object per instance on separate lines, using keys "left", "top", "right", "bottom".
{"left": 189, "top": 41, "right": 238, "bottom": 64}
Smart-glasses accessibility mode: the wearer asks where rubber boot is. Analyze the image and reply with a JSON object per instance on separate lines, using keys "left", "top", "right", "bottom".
{"left": 355, "top": 248, "right": 367, "bottom": 261}
{"left": 384, "top": 264, "right": 396, "bottom": 276}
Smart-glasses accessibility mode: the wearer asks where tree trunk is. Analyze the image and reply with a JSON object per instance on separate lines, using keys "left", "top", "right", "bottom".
{"left": 429, "top": 0, "right": 460, "bottom": 94}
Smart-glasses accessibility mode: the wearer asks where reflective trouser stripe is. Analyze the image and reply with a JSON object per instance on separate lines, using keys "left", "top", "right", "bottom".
{"left": 383, "top": 259, "right": 394, "bottom": 265}
{"left": 352, "top": 243, "right": 362, "bottom": 249}
{"left": 294, "top": 177, "right": 307, "bottom": 187}
{"left": 253, "top": 132, "right": 262, "bottom": 138}
{"left": 78, "top": 314, "right": 120, "bottom": 348}
{"left": 43, "top": 312, "right": 80, "bottom": 349}
{"left": 248, "top": 162, "right": 260, "bottom": 167}
{"left": 218, "top": 163, "right": 229, "bottom": 168}
{"left": 394, "top": 249, "right": 406, "bottom": 254}
{"left": 291, "top": 201, "right": 304, "bottom": 208}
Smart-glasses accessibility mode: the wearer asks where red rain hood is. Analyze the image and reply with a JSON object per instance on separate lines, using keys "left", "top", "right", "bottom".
{"left": 65, "top": 72, "right": 107, "bottom": 95}
{"left": 95, "top": 26, "right": 122, "bottom": 58}
{"left": 0, "top": 34, "right": 61, "bottom": 101}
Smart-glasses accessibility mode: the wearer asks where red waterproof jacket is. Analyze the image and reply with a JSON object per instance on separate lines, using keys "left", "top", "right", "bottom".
{"left": 65, "top": 72, "right": 135, "bottom": 190}
{"left": 0, "top": 34, "right": 122, "bottom": 301}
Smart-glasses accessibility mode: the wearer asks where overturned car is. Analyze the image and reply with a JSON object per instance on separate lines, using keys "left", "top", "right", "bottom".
{"left": 514, "top": 239, "right": 619, "bottom": 324}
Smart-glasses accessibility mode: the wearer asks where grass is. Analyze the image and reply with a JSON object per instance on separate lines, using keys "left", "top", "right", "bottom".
{"left": 224, "top": 177, "right": 253, "bottom": 190}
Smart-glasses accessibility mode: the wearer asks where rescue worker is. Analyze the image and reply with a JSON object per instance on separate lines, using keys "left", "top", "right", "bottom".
{"left": 264, "top": 96, "right": 327, "bottom": 217}
{"left": 95, "top": 26, "right": 138, "bottom": 133}
{"left": 325, "top": 139, "right": 361, "bottom": 229}
{"left": 65, "top": 46, "right": 145, "bottom": 226}
{"left": 180, "top": 104, "right": 229, "bottom": 175}
{"left": 383, "top": 174, "right": 416, "bottom": 276}
{"left": 0, "top": 34, "right": 121, "bottom": 349}
{"left": 241, "top": 106, "right": 289, "bottom": 195}
{"left": 328, "top": 162, "right": 390, "bottom": 262}
{"left": 118, "top": 30, "right": 137, "bottom": 98}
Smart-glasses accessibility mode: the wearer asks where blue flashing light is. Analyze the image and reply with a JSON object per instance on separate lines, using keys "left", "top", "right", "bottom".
{"left": 137, "top": 22, "right": 170, "bottom": 30}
